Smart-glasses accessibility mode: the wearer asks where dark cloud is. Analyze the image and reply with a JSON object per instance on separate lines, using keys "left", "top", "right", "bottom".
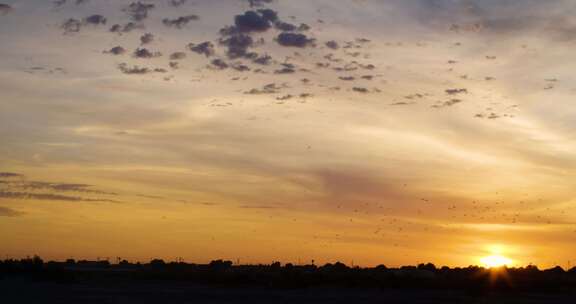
{"left": 169, "top": 52, "right": 186, "bottom": 60}
{"left": 245, "top": 83, "right": 283, "bottom": 94}
{"left": 325, "top": 40, "right": 339, "bottom": 50}
{"left": 219, "top": 33, "right": 254, "bottom": 59}
{"left": 239, "top": 205, "right": 276, "bottom": 209}
{"left": 1, "top": 179, "right": 117, "bottom": 196}
{"left": 133, "top": 48, "right": 162, "bottom": 59}
{"left": 445, "top": 88, "right": 468, "bottom": 95}
{"left": 210, "top": 58, "right": 229, "bottom": 69}
{"left": 234, "top": 11, "right": 273, "bottom": 32}
{"left": 54, "top": 0, "right": 89, "bottom": 7}
{"left": 0, "top": 191, "right": 118, "bottom": 203}
{"left": 231, "top": 63, "right": 251, "bottom": 72}
{"left": 0, "top": 206, "right": 22, "bottom": 217}
{"left": 352, "top": 87, "right": 369, "bottom": 93}
{"left": 61, "top": 15, "right": 106, "bottom": 34}
{"left": 0, "top": 172, "right": 23, "bottom": 178}
{"left": 275, "top": 63, "right": 296, "bottom": 74}
{"left": 109, "top": 22, "right": 143, "bottom": 34}
{"left": 84, "top": 14, "right": 107, "bottom": 26}
{"left": 124, "top": 2, "right": 155, "bottom": 21}
{"left": 258, "top": 9, "right": 278, "bottom": 22}
{"left": 0, "top": 3, "right": 12, "bottom": 15}
{"left": 188, "top": 41, "right": 215, "bottom": 57}
{"left": 246, "top": 0, "right": 273, "bottom": 8}
{"left": 11, "top": 182, "right": 115, "bottom": 195}
{"left": 169, "top": 0, "right": 187, "bottom": 7}
{"left": 118, "top": 63, "right": 151, "bottom": 74}
{"left": 118, "top": 64, "right": 167, "bottom": 75}
{"left": 54, "top": 0, "right": 66, "bottom": 7}
{"left": 61, "top": 18, "right": 82, "bottom": 34}
{"left": 104, "top": 46, "right": 126, "bottom": 55}
{"left": 162, "top": 15, "right": 199, "bottom": 29}
{"left": 140, "top": 33, "right": 154, "bottom": 45}
{"left": 433, "top": 99, "right": 463, "bottom": 108}
{"left": 276, "top": 32, "right": 314, "bottom": 47}
{"left": 274, "top": 21, "right": 309, "bottom": 32}
{"left": 475, "top": 113, "right": 501, "bottom": 119}
{"left": 253, "top": 54, "right": 272, "bottom": 65}
{"left": 274, "top": 21, "right": 297, "bottom": 32}
{"left": 276, "top": 94, "right": 293, "bottom": 101}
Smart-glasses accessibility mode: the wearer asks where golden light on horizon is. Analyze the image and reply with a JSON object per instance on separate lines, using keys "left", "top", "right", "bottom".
{"left": 480, "top": 255, "right": 513, "bottom": 268}
{"left": 479, "top": 245, "right": 514, "bottom": 268}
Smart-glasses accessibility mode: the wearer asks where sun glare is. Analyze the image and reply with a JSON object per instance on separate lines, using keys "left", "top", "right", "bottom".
{"left": 480, "top": 255, "right": 513, "bottom": 268}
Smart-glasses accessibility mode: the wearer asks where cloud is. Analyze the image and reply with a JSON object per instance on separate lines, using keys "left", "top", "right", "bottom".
{"left": 246, "top": 0, "right": 274, "bottom": 8}
{"left": 162, "top": 15, "right": 199, "bottom": 29}
{"left": 276, "top": 32, "right": 315, "bottom": 47}
{"left": 124, "top": 2, "right": 155, "bottom": 21}
{"left": 188, "top": 41, "right": 215, "bottom": 57}
{"left": 210, "top": 58, "right": 229, "bottom": 70}
{"left": 0, "top": 191, "right": 118, "bottom": 203}
{"left": 325, "top": 40, "right": 339, "bottom": 50}
{"left": 0, "top": 172, "right": 121, "bottom": 203}
{"left": 231, "top": 62, "right": 251, "bottom": 72}
{"left": 61, "top": 18, "right": 82, "bottom": 34}
{"left": 352, "top": 87, "right": 369, "bottom": 93}
{"left": 116, "top": 63, "right": 169, "bottom": 75}
{"left": 275, "top": 63, "right": 296, "bottom": 74}
{"left": 54, "top": 0, "right": 90, "bottom": 7}
{"left": 432, "top": 99, "right": 463, "bottom": 108}
{"left": 104, "top": 46, "right": 127, "bottom": 55}
{"left": 0, "top": 206, "right": 22, "bottom": 217}
{"left": 234, "top": 11, "right": 273, "bottom": 32}
{"left": 0, "top": 3, "right": 12, "bottom": 15}
{"left": 339, "top": 76, "right": 355, "bottom": 81}
{"left": 1, "top": 176, "right": 118, "bottom": 196}
{"left": 0, "top": 172, "right": 23, "bottom": 178}
{"left": 244, "top": 83, "right": 283, "bottom": 94}
{"left": 133, "top": 48, "right": 162, "bottom": 59}
{"left": 239, "top": 205, "right": 276, "bottom": 209}
{"left": 282, "top": 168, "right": 420, "bottom": 210}
{"left": 169, "top": 0, "right": 187, "bottom": 7}
{"left": 219, "top": 33, "right": 255, "bottom": 59}
{"left": 253, "top": 54, "right": 272, "bottom": 65}
{"left": 445, "top": 88, "right": 468, "bottom": 95}
{"left": 14, "top": 181, "right": 116, "bottom": 195}
{"left": 83, "top": 15, "right": 107, "bottom": 26}
{"left": 60, "top": 15, "right": 106, "bottom": 34}
{"left": 109, "top": 22, "right": 143, "bottom": 34}
{"left": 274, "top": 21, "right": 310, "bottom": 32}
{"left": 117, "top": 63, "right": 151, "bottom": 74}
{"left": 169, "top": 52, "right": 187, "bottom": 60}
{"left": 140, "top": 33, "right": 154, "bottom": 45}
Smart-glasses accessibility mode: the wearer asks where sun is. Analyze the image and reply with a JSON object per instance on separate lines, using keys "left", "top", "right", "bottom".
{"left": 478, "top": 245, "right": 515, "bottom": 268}
{"left": 480, "top": 254, "right": 513, "bottom": 268}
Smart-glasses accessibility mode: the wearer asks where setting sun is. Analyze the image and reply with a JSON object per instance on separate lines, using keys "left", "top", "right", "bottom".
{"left": 480, "top": 255, "right": 513, "bottom": 268}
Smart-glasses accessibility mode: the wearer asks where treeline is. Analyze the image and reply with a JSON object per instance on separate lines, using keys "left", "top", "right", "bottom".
{"left": 1, "top": 257, "right": 575, "bottom": 295}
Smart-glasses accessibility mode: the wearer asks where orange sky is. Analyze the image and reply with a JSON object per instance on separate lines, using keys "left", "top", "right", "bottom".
{"left": 1, "top": 0, "right": 576, "bottom": 268}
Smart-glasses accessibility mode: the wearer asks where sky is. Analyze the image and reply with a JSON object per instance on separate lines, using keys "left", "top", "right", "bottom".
{"left": 1, "top": 0, "right": 576, "bottom": 268}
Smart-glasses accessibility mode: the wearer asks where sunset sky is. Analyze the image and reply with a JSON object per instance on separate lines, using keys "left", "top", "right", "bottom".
{"left": 1, "top": 0, "right": 576, "bottom": 268}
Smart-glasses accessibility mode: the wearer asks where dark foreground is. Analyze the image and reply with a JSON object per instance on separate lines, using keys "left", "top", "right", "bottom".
{"left": 1, "top": 258, "right": 575, "bottom": 303}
